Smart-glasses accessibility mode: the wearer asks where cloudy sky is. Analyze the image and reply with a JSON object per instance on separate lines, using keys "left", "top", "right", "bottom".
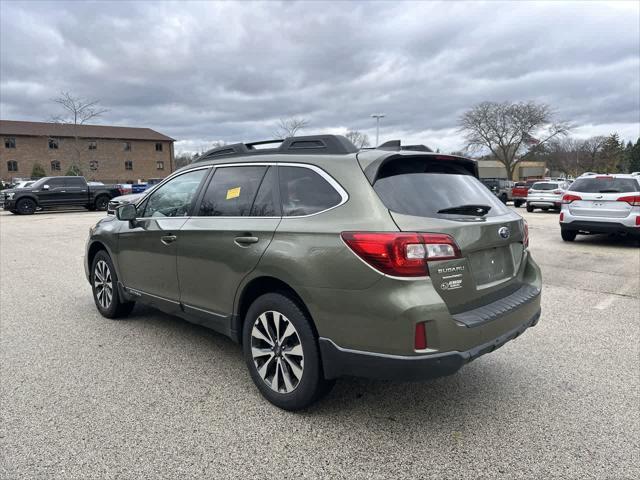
{"left": 1, "top": 0, "right": 638, "bottom": 154}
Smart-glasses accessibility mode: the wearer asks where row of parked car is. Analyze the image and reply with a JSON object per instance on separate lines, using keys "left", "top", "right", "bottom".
{"left": 0, "top": 177, "right": 166, "bottom": 214}
{"left": 481, "top": 173, "right": 640, "bottom": 242}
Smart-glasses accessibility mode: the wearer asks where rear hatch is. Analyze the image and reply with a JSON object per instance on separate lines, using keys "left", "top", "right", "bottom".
{"left": 365, "top": 154, "right": 527, "bottom": 313}
{"left": 566, "top": 176, "right": 640, "bottom": 218}
{"left": 527, "top": 182, "right": 563, "bottom": 201}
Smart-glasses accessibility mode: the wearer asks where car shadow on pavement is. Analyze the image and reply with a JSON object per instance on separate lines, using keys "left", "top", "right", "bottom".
{"left": 569, "top": 233, "right": 640, "bottom": 248}
{"left": 121, "top": 303, "right": 531, "bottom": 421}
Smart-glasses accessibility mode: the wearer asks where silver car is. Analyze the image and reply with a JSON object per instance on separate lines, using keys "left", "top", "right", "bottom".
{"left": 559, "top": 173, "right": 640, "bottom": 241}
{"left": 106, "top": 193, "right": 143, "bottom": 215}
{"left": 526, "top": 181, "right": 569, "bottom": 212}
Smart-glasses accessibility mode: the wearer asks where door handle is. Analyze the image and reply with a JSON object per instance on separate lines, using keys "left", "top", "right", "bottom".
{"left": 161, "top": 235, "right": 177, "bottom": 245}
{"left": 234, "top": 236, "right": 259, "bottom": 246}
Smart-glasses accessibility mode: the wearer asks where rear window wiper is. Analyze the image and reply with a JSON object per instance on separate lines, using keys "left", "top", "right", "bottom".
{"left": 437, "top": 204, "right": 492, "bottom": 216}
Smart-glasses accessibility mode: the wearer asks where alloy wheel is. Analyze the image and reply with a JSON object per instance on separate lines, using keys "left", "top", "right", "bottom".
{"left": 94, "top": 260, "right": 113, "bottom": 309}
{"left": 251, "top": 310, "right": 304, "bottom": 394}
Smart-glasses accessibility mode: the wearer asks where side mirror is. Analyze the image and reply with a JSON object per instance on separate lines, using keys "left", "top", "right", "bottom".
{"left": 116, "top": 203, "right": 137, "bottom": 221}
{"left": 43, "top": 185, "right": 50, "bottom": 190}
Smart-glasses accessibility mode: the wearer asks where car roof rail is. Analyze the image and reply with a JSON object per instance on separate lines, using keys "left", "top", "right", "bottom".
{"left": 195, "top": 134, "right": 358, "bottom": 162}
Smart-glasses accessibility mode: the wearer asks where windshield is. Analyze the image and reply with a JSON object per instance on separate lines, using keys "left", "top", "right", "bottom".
{"left": 530, "top": 182, "right": 560, "bottom": 190}
{"left": 570, "top": 177, "right": 640, "bottom": 193}
{"left": 374, "top": 172, "right": 510, "bottom": 218}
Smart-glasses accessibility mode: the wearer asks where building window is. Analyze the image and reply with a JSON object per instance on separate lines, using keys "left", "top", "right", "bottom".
{"left": 49, "top": 138, "right": 59, "bottom": 149}
{"left": 155, "top": 142, "right": 163, "bottom": 152}
{"left": 125, "top": 160, "right": 133, "bottom": 170}
{"left": 90, "top": 160, "right": 99, "bottom": 171}
{"left": 51, "top": 160, "right": 61, "bottom": 171}
{"left": 88, "top": 140, "right": 97, "bottom": 150}
{"left": 156, "top": 161, "right": 165, "bottom": 170}
{"left": 7, "top": 160, "right": 18, "bottom": 172}
{"left": 124, "top": 142, "right": 131, "bottom": 151}
{"left": 4, "top": 137, "right": 16, "bottom": 149}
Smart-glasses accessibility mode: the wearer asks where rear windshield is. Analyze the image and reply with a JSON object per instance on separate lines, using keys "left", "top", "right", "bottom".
{"left": 569, "top": 177, "right": 639, "bottom": 193}
{"left": 374, "top": 171, "right": 510, "bottom": 218}
{"left": 530, "top": 182, "right": 559, "bottom": 190}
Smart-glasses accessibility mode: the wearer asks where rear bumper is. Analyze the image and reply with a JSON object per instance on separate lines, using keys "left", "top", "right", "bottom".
{"left": 561, "top": 220, "right": 640, "bottom": 237}
{"left": 527, "top": 199, "right": 561, "bottom": 208}
{"left": 319, "top": 308, "right": 541, "bottom": 381}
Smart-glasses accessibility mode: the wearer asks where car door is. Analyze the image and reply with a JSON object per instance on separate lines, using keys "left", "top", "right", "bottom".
{"left": 38, "top": 177, "right": 69, "bottom": 207}
{"left": 65, "top": 177, "right": 88, "bottom": 205}
{"left": 177, "top": 164, "right": 281, "bottom": 327}
{"left": 116, "top": 167, "right": 210, "bottom": 313}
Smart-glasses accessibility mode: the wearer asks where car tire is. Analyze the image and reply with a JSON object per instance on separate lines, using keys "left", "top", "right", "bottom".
{"left": 514, "top": 200, "right": 523, "bottom": 208}
{"left": 526, "top": 204, "right": 534, "bottom": 213}
{"left": 561, "top": 229, "right": 577, "bottom": 242}
{"left": 94, "top": 195, "right": 109, "bottom": 211}
{"left": 242, "top": 292, "right": 334, "bottom": 411}
{"left": 16, "top": 198, "right": 37, "bottom": 215}
{"left": 91, "top": 250, "right": 135, "bottom": 319}
{"left": 499, "top": 193, "right": 508, "bottom": 204}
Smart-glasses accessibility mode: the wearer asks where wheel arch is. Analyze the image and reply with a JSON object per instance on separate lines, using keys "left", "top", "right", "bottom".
{"left": 86, "top": 240, "right": 120, "bottom": 282}
{"left": 16, "top": 194, "right": 39, "bottom": 207}
{"left": 232, "top": 276, "right": 317, "bottom": 344}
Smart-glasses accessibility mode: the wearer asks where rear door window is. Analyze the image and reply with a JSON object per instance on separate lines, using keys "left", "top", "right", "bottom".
{"left": 373, "top": 159, "right": 509, "bottom": 218}
{"left": 198, "top": 166, "right": 267, "bottom": 217}
{"left": 279, "top": 166, "right": 343, "bottom": 216}
{"left": 569, "top": 177, "right": 640, "bottom": 193}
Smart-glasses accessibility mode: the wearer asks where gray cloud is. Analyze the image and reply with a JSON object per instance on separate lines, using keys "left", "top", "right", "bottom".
{"left": 1, "top": 0, "right": 638, "bottom": 153}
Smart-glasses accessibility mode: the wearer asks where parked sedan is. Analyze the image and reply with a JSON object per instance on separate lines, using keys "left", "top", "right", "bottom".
{"left": 526, "top": 181, "right": 569, "bottom": 212}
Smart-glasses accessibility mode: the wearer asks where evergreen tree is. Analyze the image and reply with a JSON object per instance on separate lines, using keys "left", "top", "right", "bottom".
{"left": 31, "top": 163, "right": 46, "bottom": 178}
{"left": 66, "top": 165, "right": 83, "bottom": 176}
{"left": 629, "top": 138, "right": 640, "bottom": 172}
{"left": 599, "top": 133, "right": 624, "bottom": 173}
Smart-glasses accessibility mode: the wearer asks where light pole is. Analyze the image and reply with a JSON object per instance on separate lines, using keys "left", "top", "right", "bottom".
{"left": 371, "top": 113, "right": 385, "bottom": 147}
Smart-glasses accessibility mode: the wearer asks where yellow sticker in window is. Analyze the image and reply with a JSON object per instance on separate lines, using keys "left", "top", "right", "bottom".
{"left": 226, "top": 187, "right": 241, "bottom": 200}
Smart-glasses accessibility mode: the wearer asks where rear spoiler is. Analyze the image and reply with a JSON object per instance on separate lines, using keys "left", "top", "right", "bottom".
{"left": 357, "top": 151, "right": 479, "bottom": 184}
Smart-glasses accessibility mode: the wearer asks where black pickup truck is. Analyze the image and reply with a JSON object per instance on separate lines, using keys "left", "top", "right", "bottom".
{"left": 2, "top": 176, "right": 124, "bottom": 215}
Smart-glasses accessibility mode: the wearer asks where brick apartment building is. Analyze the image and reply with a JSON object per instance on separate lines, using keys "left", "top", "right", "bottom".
{"left": 0, "top": 120, "right": 175, "bottom": 183}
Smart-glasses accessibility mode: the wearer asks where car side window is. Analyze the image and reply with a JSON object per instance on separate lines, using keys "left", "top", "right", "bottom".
{"left": 142, "top": 169, "right": 207, "bottom": 218}
{"left": 279, "top": 166, "right": 342, "bottom": 216}
{"left": 46, "top": 178, "right": 65, "bottom": 188}
{"left": 250, "top": 167, "right": 280, "bottom": 216}
{"left": 198, "top": 166, "right": 267, "bottom": 216}
{"left": 67, "top": 177, "right": 85, "bottom": 188}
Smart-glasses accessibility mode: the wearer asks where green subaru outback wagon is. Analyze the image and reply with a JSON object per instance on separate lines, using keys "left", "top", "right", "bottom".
{"left": 85, "top": 135, "right": 541, "bottom": 410}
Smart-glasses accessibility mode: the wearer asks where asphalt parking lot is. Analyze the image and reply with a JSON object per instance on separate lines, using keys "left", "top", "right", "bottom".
{"left": 1, "top": 207, "right": 638, "bottom": 479}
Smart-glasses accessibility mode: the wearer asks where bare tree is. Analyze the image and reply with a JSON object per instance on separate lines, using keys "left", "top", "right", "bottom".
{"left": 273, "top": 117, "right": 309, "bottom": 138}
{"left": 50, "top": 91, "right": 109, "bottom": 174}
{"left": 51, "top": 91, "right": 109, "bottom": 125}
{"left": 579, "top": 136, "right": 607, "bottom": 172}
{"left": 345, "top": 130, "right": 371, "bottom": 148}
{"left": 460, "top": 101, "right": 569, "bottom": 180}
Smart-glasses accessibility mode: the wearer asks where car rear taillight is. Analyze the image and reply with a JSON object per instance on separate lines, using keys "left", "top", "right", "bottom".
{"left": 617, "top": 195, "right": 640, "bottom": 206}
{"left": 636, "top": 216, "right": 640, "bottom": 227}
{"left": 118, "top": 187, "right": 127, "bottom": 195}
{"left": 559, "top": 212, "right": 564, "bottom": 222}
{"left": 414, "top": 322, "right": 427, "bottom": 350}
{"left": 562, "top": 194, "right": 582, "bottom": 204}
{"left": 341, "top": 232, "right": 461, "bottom": 277}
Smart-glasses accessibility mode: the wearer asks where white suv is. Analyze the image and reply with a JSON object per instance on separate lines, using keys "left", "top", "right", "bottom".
{"left": 559, "top": 173, "right": 640, "bottom": 241}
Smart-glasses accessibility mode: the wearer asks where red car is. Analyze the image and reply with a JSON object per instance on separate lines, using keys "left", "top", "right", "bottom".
{"left": 512, "top": 179, "right": 541, "bottom": 207}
